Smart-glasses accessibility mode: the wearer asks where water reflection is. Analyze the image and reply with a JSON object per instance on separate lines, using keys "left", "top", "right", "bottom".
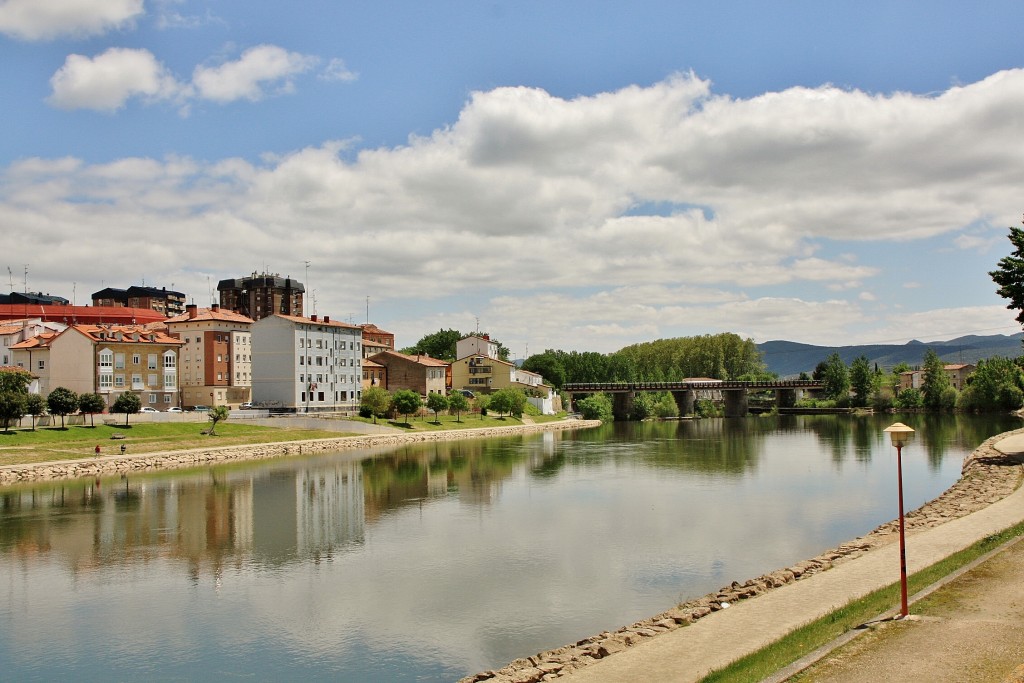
{"left": 0, "top": 413, "right": 1019, "bottom": 682}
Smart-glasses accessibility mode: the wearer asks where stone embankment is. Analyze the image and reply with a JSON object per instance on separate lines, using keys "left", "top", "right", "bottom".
{"left": 0, "top": 419, "right": 602, "bottom": 485}
{"left": 460, "top": 427, "right": 1024, "bottom": 683}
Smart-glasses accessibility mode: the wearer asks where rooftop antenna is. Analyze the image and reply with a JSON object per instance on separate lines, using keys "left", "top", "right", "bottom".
{"left": 475, "top": 316, "right": 480, "bottom": 334}
{"left": 366, "top": 295, "right": 370, "bottom": 324}
{"left": 310, "top": 289, "right": 318, "bottom": 316}
{"left": 23, "top": 264, "right": 28, "bottom": 293}
{"left": 207, "top": 276, "right": 213, "bottom": 305}
{"left": 6, "top": 266, "right": 12, "bottom": 293}
{"left": 304, "top": 260, "right": 311, "bottom": 316}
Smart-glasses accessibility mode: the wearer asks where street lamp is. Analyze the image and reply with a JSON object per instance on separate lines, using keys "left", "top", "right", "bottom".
{"left": 883, "top": 421, "right": 916, "bottom": 618}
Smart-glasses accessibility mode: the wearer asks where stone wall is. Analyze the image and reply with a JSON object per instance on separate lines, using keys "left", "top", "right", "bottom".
{"left": 0, "top": 420, "right": 603, "bottom": 485}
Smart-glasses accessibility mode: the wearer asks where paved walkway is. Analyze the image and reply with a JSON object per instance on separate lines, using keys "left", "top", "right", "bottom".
{"left": 561, "top": 434, "right": 1024, "bottom": 682}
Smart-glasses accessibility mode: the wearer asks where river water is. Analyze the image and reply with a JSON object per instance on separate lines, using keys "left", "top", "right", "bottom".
{"left": 1, "top": 413, "right": 1018, "bottom": 681}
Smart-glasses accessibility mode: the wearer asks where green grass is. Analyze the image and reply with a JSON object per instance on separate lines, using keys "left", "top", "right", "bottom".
{"left": 350, "top": 412, "right": 530, "bottom": 431}
{"left": 700, "top": 520, "right": 1024, "bottom": 682}
{"left": 0, "top": 421, "right": 356, "bottom": 466}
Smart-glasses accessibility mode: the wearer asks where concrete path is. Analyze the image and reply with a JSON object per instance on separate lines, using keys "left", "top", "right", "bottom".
{"left": 562, "top": 435, "right": 1024, "bottom": 682}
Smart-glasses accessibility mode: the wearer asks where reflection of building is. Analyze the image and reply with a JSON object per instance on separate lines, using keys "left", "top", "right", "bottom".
{"left": 217, "top": 272, "right": 304, "bottom": 321}
{"left": 166, "top": 304, "right": 255, "bottom": 409}
{"left": 297, "top": 463, "right": 365, "bottom": 554}
{"left": 251, "top": 314, "right": 363, "bottom": 412}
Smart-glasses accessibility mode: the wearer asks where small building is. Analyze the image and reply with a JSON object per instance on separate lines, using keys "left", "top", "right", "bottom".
{"left": 368, "top": 350, "right": 448, "bottom": 397}
{"left": 251, "top": 313, "right": 362, "bottom": 412}
{"left": 899, "top": 363, "right": 976, "bottom": 392}
{"left": 359, "top": 323, "right": 396, "bottom": 358}
{"left": 90, "top": 285, "right": 186, "bottom": 317}
{"left": 362, "top": 358, "right": 387, "bottom": 391}
{"left": 449, "top": 353, "right": 559, "bottom": 413}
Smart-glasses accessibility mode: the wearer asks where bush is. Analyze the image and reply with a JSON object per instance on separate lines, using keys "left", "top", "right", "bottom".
{"left": 577, "top": 393, "right": 613, "bottom": 422}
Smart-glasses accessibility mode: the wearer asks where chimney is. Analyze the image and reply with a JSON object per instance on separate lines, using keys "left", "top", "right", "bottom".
{"left": 311, "top": 315, "right": 318, "bottom": 322}
{"left": 187, "top": 304, "right": 198, "bottom": 319}
{"left": 211, "top": 303, "right": 220, "bottom": 313}
{"left": 323, "top": 316, "right": 329, "bottom": 323}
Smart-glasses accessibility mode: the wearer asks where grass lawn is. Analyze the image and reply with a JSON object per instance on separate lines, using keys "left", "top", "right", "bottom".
{"left": 0, "top": 421, "right": 356, "bottom": 467}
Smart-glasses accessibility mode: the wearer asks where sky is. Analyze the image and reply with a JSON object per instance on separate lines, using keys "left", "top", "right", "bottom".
{"left": 2, "top": 1, "right": 1024, "bottom": 357}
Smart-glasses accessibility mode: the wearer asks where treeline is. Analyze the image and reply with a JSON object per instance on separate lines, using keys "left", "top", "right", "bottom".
{"left": 521, "top": 333, "right": 769, "bottom": 388}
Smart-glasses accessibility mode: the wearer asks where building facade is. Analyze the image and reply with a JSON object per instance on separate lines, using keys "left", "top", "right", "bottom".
{"left": 12, "top": 325, "right": 183, "bottom": 409}
{"left": 90, "top": 286, "right": 186, "bottom": 317}
{"left": 251, "top": 314, "right": 362, "bottom": 412}
{"left": 367, "top": 350, "right": 448, "bottom": 396}
{"left": 217, "top": 273, "right": 304, "bottom": 321}
{"left": 359, "top": 323, "right": 395, "bottom": 358}
{"left": 166, "top": 304, "right": 255, "bottom": 409}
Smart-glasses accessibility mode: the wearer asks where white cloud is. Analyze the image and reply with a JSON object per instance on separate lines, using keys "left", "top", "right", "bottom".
{"left": 10, "top": 70, "right": 1024, "bottom": 351}
{"left": 47, "top": 47, "right": 184, "bottom": 111}
{"left": 0, "top": 0, "right": 143, "bottom": 40}
{"left": 320, "top": 58, "right": 358, "bottom": 83}
{"left": 192, "top": 44, "right": 319, "bottom": 103}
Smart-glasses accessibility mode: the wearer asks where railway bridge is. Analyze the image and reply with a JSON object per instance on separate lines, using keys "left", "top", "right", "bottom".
{"left": 562, "top": 380, "right": 825, "bottom": 420}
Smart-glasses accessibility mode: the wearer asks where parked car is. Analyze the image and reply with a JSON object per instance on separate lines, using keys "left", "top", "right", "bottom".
{"left": 459, "top": 390, "right": 475, "bottom": 398}
{"left": 191, "top": 405, "right": 210, "bottom": 412}
{"left": 140, "top": 407, "right": 159, "bottom": 413}
{"left": 239, "top": 403, "right": 254, "bottom": 410}
{"left": 166, "top": 407, "right": 183, "bottom": 413}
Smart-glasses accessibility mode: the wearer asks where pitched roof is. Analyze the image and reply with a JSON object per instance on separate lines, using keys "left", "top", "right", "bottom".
{"left": 67, "top": 324, "right": 185, "bottom": 346}
{"left": 268, "top": 313, "right": 362, "bottom": 330}
{"left": 370, "top": 349, "right": 450, "bottom": 366}
{"left": 165, "top": 307, "right": 255, "bottom": 324}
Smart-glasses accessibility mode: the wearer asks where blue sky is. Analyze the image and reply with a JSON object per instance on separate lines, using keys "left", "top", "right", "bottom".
{"left": 3, "top": 1, "right": 1024, "bottom": 356}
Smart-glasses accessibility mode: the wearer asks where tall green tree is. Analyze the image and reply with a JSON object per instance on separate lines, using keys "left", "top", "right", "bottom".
{"left": 425, "top": 392, "right": 449, "bottom": 422}
{"left": 921, "top": 349, "right": 955, "bottom": 410}
{"left": 849, "top": 355, "right": 874, "bottom": 407}
{"left": 112, "top": 392, "right": 142, "bottom": 426}
{"left": 821, "top": 352, "right": 850, "bottom": 400}
{"left": 990, "top": 217, "right": 1024, "bottom": 326}
{"left": 0, "top": 368, "right": 32, "bottom": 393}
{"left": 489, "top": 388, "right": 526, "bottom": 417}
{"left": 360, "top": 386, "right": 391, "bottom": 424}
{"left": 391, "top": 389, "right": 422, "bottom": 424}
{"left": 577, "top": 393, "right": 613, "bottom": 422}
{"left": 521, "top": 351, "right": 567, "bottom": 389}
{"left": 78, "top": 393, "right": 106, "bottom": 427}
{"left": 0, "top": 391, "right": 27, "bottom": 432}
{"left": 25, "top": 394, "right": 46, "bottom": 431}
{"left": 446, "top": 390, "right": 470, "bottom": 422}
{"left": 958, "top": 356, "right": 1024, "bottom": 412}
{"left": 46, "top": 387, "right": 79, "bottom": 429}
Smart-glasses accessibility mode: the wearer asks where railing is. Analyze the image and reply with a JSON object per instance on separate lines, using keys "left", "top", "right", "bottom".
{"left": 562, "top": 380, "right": 823, "bottom": 392}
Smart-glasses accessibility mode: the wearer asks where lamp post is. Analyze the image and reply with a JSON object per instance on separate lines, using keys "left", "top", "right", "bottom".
{"left": 883, "top": 421, "right": 916, "bottom": 618}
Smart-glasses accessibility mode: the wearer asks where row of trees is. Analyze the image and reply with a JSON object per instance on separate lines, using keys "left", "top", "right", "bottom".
{"left": 521, "top": 333, "right": 769, "bottom": 390}
{"left": 808, "top": 349, "right": 1024, "bottom": 412}
{"left": 360, "top": 386, "right": 533, "bottom": 424}
{"left": 0, "top": 369, "right": 144, "bottom": 431}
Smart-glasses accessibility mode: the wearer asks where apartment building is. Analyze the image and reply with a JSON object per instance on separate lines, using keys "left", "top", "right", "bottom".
{"left": 251, "top": 314, "right": 362, "bottom": 412}
{"left": 91, "top": 285, "right": 187, "bottom": 317}
{"left": 166, "top": 304, "right": 255, "bottom": 409}
{"left": 217, "top": 273, "right": 304, "bottom": 321}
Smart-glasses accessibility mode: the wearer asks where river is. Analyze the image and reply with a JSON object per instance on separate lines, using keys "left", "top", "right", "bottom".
{"left": 0, "top": 413, "right": 1018, "bottom": 681}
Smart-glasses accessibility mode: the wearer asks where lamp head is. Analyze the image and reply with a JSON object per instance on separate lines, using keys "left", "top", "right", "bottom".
{"left": 884, "top": 422, "right": 915, "bottom": 448}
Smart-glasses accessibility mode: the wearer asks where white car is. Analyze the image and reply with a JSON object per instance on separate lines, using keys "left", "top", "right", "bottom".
{"left": 166, "top": 407, "right": 183, "bottom": 413}
{"left": 140, "top": 407, "right": 159, "bottom": 413}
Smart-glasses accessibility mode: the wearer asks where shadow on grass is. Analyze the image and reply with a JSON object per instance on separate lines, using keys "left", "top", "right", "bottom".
{"left": 387, "top": 421, "right": 416, "bottom": 429}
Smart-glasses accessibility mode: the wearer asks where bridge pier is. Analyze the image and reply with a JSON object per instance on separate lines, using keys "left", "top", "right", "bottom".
{"left": 671, "top": 390, "right": 695, "bottom": 417}
{"left": 775, "top": 388, "right": 800, "bottom": 409}
{"left": 723, "top": 389, "right": 749, "bottom": 418}
{"left": 612, "top": 392, "right": 634, "bottom": 421}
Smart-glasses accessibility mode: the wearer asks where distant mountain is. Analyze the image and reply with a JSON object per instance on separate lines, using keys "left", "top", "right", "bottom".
{"left": 758, "top": 333, "right": 1024, "bottom": 378}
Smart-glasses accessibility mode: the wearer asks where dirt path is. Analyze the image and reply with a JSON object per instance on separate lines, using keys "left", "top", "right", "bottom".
{"left": 790, "top": 536, "right": 1024, "bottom": 683}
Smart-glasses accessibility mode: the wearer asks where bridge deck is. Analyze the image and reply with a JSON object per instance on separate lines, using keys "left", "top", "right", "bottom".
{"left": 562, "top": 380, "right": 822, "bottom": 393}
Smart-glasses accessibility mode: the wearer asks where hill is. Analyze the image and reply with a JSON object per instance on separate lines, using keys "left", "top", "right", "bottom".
{"left": 758, "top": 332, "right": 1024, "bottom": 378}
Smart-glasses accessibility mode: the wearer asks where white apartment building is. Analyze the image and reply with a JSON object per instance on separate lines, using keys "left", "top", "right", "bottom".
{"left": 251, "top": 314, "right": 363, "bottom": 413}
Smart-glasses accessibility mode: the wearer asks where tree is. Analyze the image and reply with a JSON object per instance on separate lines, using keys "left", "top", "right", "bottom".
{"left": 0, "top": 367, "right": 32, "bottom": 393}
{"left": 521, "top": 351, "right": 567, "bottom": 389}
{"left": 112, "top": 392, "right": 142, "bottom": 426}
{"left": 46, "top": 387, "right": 79, "bottom": 429}
{"left": 25, "top": 394, "right": 46, "bottom": 431}
{"left": 849, "top": 355, "right": 874, "bottom": 407}
{"left": 990, "top": 217, "right": 1024, "bottom": 325}
{"left": 476, "top": 393, "right": 490, "bottom": 419}
{"left": 821, "top": 353, "right": 850, "bottom": 400}
{"left": 446, "top": 390, "right": 470, "bottom": 422}
{"left": 0, "top": 390, "right": 27, "bottom": 432}
{"left": 391, "top": 389, "right": 422, "bottom": 424}
{"left": 406, "top": 329, "right": 463, "bottom": 361}
{"left": 207, "top": 405, "right": 230, "bottom": 435}
{"left": 360, "top": 386, "right": 391, "bottom": 424}
{"left": 78, "top": 393, "right": 106, "bottom": 427}
{"left": 489, "top": 388, "right": 526, "bottom": 417}
{"left": 958, "top": 356, "right": 1024, "bottom": 412}
{"left": 425, "top": 393, "right": 449, "bottom": 422}
{"left": 921, "top": 349, "right": 954, "bottom": 410}
{"left": 577, "top": 393, "right": 613, "bottom": 422}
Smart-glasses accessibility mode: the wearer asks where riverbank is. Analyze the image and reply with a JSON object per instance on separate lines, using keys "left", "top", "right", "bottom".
{"left": 0, "top": 418, "right": 603, "bottom": 485}
{"left": 460, "top": 427, "right": 1024, "bottom": 683}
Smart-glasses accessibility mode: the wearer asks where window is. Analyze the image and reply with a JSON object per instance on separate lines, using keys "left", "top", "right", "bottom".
{"left": 164, "top": 373, "right": 175, "bottom": 388}
{"left": 149, "top": 394, "right": 157, "bottom": 404}
{"left": 340, "top": 341, "right": 347, "bottom": 350}
{"left": 115, "top": 375, "right": 125, "bottom": 387}
{"left": 99, "top": 349, "right": 113, "bottom": 369}
{"left": 132, "top": 354, "right": 140, "bottom": 365}
{"left": 99, "top": 374, "right": 113, "bottom": 389}
{"left": 163, "top": 352, "right": 176, "bottom": 368}
{"left": 115, "top": 353, "right": 125, "bottom": 369}
{"left": 148, "top": 354, "right": 157, "bottom": 369}
{"left": 148, "top": 374, "right": 158, "bottom": 387}
{"left": 163, "top": 395, "right": 171, "bottom": 403}
{"left": 132, "top": 373, "right": 143, "bottom": 390}
{"left": 37, "top": 359, "right": 45, "bottom": 370}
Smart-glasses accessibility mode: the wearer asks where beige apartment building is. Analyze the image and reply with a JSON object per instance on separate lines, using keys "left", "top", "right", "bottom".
{"left": 165, "top": 304, "right": 255, "bottom": 409}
